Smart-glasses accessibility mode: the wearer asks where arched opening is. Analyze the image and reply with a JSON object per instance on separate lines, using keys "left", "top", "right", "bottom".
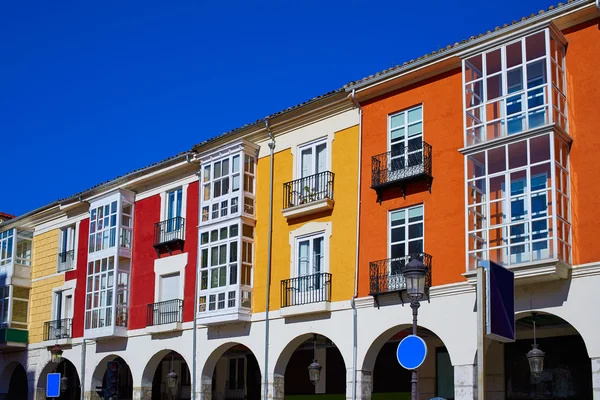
{"left": 147, "top": 350, "right": 191, "bottom": 400}
{"left": 501, "top": 312, "right": 591, "bottom": 399}
{"left": 274, "top": 333, "right": 347, "bottom": 400}
{"left": 91, "top": 355, "right": 133, "bottom": 400}
{"left": 37, "top": 358, "right": 81, "bottom": 399}
{"left": 362, "top": 325, "right": 453, "bottom": 400}
{"left": 8, "top": 363, "right": 28, "bottom": 399}
{"left": 201, "top": 343, "right": 261, "bottom": 400}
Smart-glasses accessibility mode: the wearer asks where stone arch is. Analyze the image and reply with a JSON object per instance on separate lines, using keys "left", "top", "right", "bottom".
{"left": 36, "top": 357, "right": 81, "bottom": 400}
{"left": 359, "top": 323, "right": 452, "bottom": 372}
{"left": 141, "top": 349, "right": 192, "bottom": 400}
{"left": 90, "top": 354, "right": 134, "bottom": 400}
{"left": 199, "top": 342, "right": 263, "bottom": 400}
{"left": 0, "top": 361, "right": 28, "bottom": 399}
{"left": 273, "top": 331, "right": 349, "bottom": 376}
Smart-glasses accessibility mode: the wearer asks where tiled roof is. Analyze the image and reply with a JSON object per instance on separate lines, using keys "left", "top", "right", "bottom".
{"left": 0, "top": 212, "right": 15, "bottom": 220}
{"left": 192, "top": 89, "right": 344, "bottom": 150}
{"left": 344, "top": 0, "right": 586, "bottom": 89}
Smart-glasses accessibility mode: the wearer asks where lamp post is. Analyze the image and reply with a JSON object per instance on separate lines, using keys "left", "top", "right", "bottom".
{"left": 402, "top": 257, "right": 427, "bottom": 400}
{"left": 526, "top": 313, "right": 545, "bottom": 378}
{"left": 307, "top": 334, "right": 322, "bottom": 386}
{"left": 50, "top": 345, "right": 63, "bottom": 365}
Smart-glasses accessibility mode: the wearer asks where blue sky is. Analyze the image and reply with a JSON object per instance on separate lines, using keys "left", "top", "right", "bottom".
{"left": 0, "top": 0, "right": 557, "bottom": 216}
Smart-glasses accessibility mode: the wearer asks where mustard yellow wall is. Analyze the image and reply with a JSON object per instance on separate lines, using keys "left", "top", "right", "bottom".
{"left": 29, "top": 229, "right": 64, "bottom": 343}
{"left": 254, "top": 125, "right": 359, "bottom": 313}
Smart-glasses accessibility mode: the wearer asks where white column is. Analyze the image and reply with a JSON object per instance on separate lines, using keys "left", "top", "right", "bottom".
{"left": 346, "top": 369, "right": 372, "bottom": 400}
{"left": 592, "top": 357, "right": 600, "bottom": 400}
{"left": 454, "top": 364, "right": 476, "bottom": 400}
{"left": 315, "top": 347, "right": 326, "bottom": 394}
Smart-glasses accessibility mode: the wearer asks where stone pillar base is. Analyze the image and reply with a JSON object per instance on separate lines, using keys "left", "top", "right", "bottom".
{"left": 346, "top": 369, "right": 372, "bottom": 400}
{"left": 261, "top": 373, "right": 284, "bottom": 400}
{"left": 454, "top": 364, "right": 477, "bottom": 400}
{"left": 592, "top": 357, "right": 600, "bottom": 400}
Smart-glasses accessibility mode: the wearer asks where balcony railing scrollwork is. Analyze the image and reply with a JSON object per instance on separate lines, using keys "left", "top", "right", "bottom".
{"left": 57, "top": 250, "right": 75, "bottom": 273}
{"left": 281, "top": 272, "right": 332, "bottom": 308}
{"left": 153, "top": 217, "right": 185, "bottom": 256}
{"left": 371, "top": 141, "right": 432, "bottom": 202}
{"left": 283, "top": 171, "right": 334, "bottom": 210}
{"left": 146, "top": 299, "right": 183, "bottom": 327}
{"left": 43, "top": 318, "right": 72, "bottom": 341}
{"left": 369, "top": 253, "right": 432, "bottom": 307}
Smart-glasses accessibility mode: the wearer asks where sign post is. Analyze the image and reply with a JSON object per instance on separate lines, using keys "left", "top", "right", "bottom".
{"left": 46, "top": 373, "right": 61, "bottom": 398}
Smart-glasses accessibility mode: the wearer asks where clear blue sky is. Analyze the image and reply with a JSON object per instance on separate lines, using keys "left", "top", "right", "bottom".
{"left": 0, "top": 0, "right": 557, "bottom": 216}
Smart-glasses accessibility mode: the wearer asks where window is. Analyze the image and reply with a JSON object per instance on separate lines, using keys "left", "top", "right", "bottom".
{"left": 389, "top": 105, "right": 424, "bottom": 171}
{"left": 0, "top": 286, "right": 8, "bottom": 327}
{"left": 166, "top": 188, "right": 183, "bottom": 220}
{"left": 466, "top": 133, "right": 571, "bottom": 270}
{"left": 0, "top": 230, "right": 13, "bottom": 266}
{"left": 463, "top": 29, "right": 567, "bottom": 145}
{"left": 58, "top": 225, "right": 76, "bottom": 272}
{"left": 296, "top": 234, "right": 324, "bottom": 278}
{"left": 10, "top": 286, "right": 29, "bottom": 329}
{"left": 298, "top": 139, "right": 327, "bottom": 178}
{"left": 228, "top": 357, "right": 246, "bottom": 391}
{"left": 201, "top": 153, "right": 255, "bottom": 223}
{"left": 89, "top": 201, "right": 118, "bottom": 253}
{"left": 159, "top": 273, "right": 180, "bottom": 302}
{"left": 389, "top": 205, "right": 424, "bottom": 263}
{"left": 85, "top": 256, "right": 115, "bottom": 329}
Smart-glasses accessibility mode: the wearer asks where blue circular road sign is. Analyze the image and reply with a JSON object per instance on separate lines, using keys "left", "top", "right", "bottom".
{"left": 396, "top": 335, "right": 427, "bottom": 370}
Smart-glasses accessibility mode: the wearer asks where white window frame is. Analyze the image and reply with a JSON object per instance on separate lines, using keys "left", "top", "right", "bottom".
{"left": 153, "top": 252, "right": 187, "bottom": 302}
{"left": 289, "top": 221, "right": 332, "bottom": 278}
{"left": 160, "top": 184, "right": 189, "bottom": 223}
{"left": 387, "top": 105, "right": 424, "bottom": 159}
{"left": 296, "top": 137, "right": 329, "bottom": 179}
{"left": 388, "top": 204, "right": 425, "bottom": 260}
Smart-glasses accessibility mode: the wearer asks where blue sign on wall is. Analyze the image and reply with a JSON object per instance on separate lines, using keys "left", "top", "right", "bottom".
{"left": 396, "top": 335, "right": 428, "bottom": 370}
{"left": 482, "top": 260, "right": 515, "bottom": 342}
{"left": 46, "top": 373, "right": 61, "bottom": 398}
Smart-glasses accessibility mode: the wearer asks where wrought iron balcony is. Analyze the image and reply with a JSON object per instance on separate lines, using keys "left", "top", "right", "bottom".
{"left": 57, "top": 250, "right": 75, "bottom": 273}
{"left": 153, "top": 217, "right": 185, "bottom": 256}
{"left": 371, "top": 141, "right": 432, "bottom": 202}
{"left": 43, "top": 318, "right": 72, "bottom": 341}
{"left": 281, "top": 272, "right": 332, "bottom": 308}
{"left": 369, "top": 253, "right": 432, "bottom": 306}
{"left": 283, "top": 171, "right": 334, "bottom": 211}
{"left": 146, "top": 299, "right": 183, "bottom": 327}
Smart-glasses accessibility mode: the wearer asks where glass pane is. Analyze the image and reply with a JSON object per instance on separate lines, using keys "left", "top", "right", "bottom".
{"left": 407, "top": 107, "right": 422, "bottom": 123}
{"left": 408, "top": 206, "right": 423, "bottom": 222}
{"left": 390, "top": 113, "right": 404, "bottom": 129}
{"left": 526, "top": 31, "right": 546, "bottom": 61}
{"left": 506, "top": 41, "right": 523, "bottom": 68}
{"left": 391, "top": 210, "right": 405, "bottom": 226}
{"left": 507, "top": 68, "right": 523, "bottom": 94}
{"left": 486, "top": 49, "right": 502, "bottom": 75}
{"left": 407, "top": 122, "right": 422, "bottom": 137}
{"left": 465, "top": 55, "right": 483, "bottom": 82}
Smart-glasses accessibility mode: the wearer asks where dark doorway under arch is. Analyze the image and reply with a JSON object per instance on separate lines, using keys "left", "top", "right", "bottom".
{"left": 8, "top": 363, "right": 28, "bottom": 399}
{"left": 38, "top": 358, "right": 81, "bottom": 400}
{"left": 151, "top": 351, "right": 192, "bottom": 400}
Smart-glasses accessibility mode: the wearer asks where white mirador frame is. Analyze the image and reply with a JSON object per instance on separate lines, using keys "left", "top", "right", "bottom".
{"left": 465, "top": 132, "right": 571, "bottom": 271}
{"left": 388, "top": 105, "right": 424, "bottom": 171}
{"left": 462, "top": 28, "right": 568, "bottom": 147}
{"left": 388, "top": 205, "right": 424, "bottom": 290}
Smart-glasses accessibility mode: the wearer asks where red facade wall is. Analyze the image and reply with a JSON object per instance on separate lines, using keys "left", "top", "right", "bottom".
{"left": 183, "top": 181, "right": 199, "bottom": 322}
{"left": 129, "top": 195, "right": 161, "bottom": 330}
{"left": 69, "top": 217, "right": 89, "bottom": 338}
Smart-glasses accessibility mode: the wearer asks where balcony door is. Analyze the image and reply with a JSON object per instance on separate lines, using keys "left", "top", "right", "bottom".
{"left": 294, "top": 234, "right": 325, "bottom": 305}
{"left": 298, "top": 139, "right": 327, "bottom": 201}
{"left": 389, "top": 105, "right": 423, "bottom": 174}
{"left": 159, "top": 273, "right": 180, "bottom": 302}
{"left": 52, "top": 290, "right": 73, "bottom": 339}
{"left": 165, "top": 188, "right": 183, "bottom": 242}
{"left": 389, "top": 205, "right": 424, "bottom": 289}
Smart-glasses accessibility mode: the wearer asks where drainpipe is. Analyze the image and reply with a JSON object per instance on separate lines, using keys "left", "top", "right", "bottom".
{"left": 188, "top": 152, "right": 200, "bottom": 400}
{"left": 80, "top": 339, "right": 86, "bottom": 400}
{"left": 349, "top": 89, "right": 363, "bottom": 400}
{"left": 264, "top": 117, "right": 276, "bottom": 400}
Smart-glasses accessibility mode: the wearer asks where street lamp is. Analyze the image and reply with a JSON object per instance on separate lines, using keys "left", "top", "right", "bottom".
{"left": 50, "top": 345, "right": 63, "bottom": 365}
{"left": 402, "top": 257, "right": 427, "bottom": 400}
{"left": 526, "top": 313, "right": 545, "bottom": 378}
{"left": 60, "top": 376, "right": 69, "bottom": 393}
{"left": 307, "top": 334, "right": 322, "bottom": 385}
{"left": 167, "top": 354, "right": 179, "bottom": 398}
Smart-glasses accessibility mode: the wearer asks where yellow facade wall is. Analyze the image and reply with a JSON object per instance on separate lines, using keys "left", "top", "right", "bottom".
{"left": 254, "top": 124, "right": 359, "bottom": 313}
{"left": 29, "top": 229, "right": 64, "bottom": 343}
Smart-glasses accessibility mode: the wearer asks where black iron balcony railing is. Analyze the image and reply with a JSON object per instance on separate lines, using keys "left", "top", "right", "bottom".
{"left": 43, "top": 318, "right": 72, "bottom": 341}
{"left": 146, "top": 299, "right": 183, "bottom": 327}
{"left": 371, "top": 141, "right": 432, "bottom": 201}
{"left": 369, "top": 253, "right": 432, "bottom": 306}
{"left": 153, "top": 217, "right": 185, "bottom": 256}
{"left": 283, "top": 171, "right": 334, "bottom": 209}
{"left": 281, "top": 272, "right": 332, "bottom": 308}
{"left": 57, "top": 250, "right": 75, "bottom": 272}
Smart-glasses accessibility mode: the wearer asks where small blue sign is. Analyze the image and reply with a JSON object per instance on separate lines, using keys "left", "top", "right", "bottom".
{"left": 46, "top": 373, "right": 61, "bottom": 398}
{"left": 396, "top": 335, "right": 427, "bottom": 370}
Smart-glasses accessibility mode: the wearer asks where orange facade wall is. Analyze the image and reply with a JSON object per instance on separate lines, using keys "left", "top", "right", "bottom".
{"left": 358, "top": 69, "right": 466, "bottom": 297}
{"left": 563, "top": 18, "right": 600, "bottom": 266}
